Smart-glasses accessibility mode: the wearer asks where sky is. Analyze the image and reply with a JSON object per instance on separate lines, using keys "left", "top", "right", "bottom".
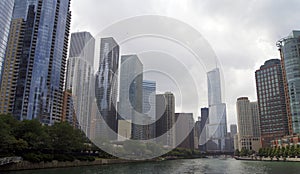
{"left": 70, "top": 0, "right": 300, "bottom": 128}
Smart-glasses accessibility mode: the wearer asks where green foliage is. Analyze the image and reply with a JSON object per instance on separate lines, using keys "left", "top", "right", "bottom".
{"left": 0, "top": 114, "right": 97, "bottom": 162}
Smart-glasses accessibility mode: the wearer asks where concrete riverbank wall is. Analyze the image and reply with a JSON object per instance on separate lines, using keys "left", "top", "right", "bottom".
{"left": 235, "top": 156, "right": 300, "bottom": 162}
{"left": 0, "top": 158, "right": 144, "bottom": 171}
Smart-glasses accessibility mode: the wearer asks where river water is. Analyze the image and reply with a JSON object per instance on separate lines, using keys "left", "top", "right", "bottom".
{"left": 6, "top": 158, "right": 300, "bottom": 174}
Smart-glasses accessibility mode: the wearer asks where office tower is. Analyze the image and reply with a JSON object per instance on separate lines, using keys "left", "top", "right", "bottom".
{"left": 0, "top": 0, "right": 71, "bottom": 125}
{"left": 206, "top": 68, "right": 227, "bottom": 152}
{"left": 277, "top": 31, "right": 300, "bottom": 134}
{"left": 62, "top": 90, "right": 77, "bottom": 127}
{"left": 175, "top": 113, "right": 195, "bottom": 150}
{"left": 255, "top": 59, "right": 289, "bottom": 147}
{"left": 236, "top": 97, "right": 261, "bottom": 151}
{"left": 65, "top": 31, "right": 95, "bottom": 137}
{"left": 142, "top": 80, "right": 156, "bottom": 139}
{"left": 95, "top": 37, "right": 119, "bottom": 139}
{"left": 199, "top": 108, "right": 209, "bottom": 151}
{"left": 118, "top": 55, "right": 143, "bottom": 140}
{"left": 0, "top": 0, "right": 14, "bottom": 81}
{"left": 156, "top": 92, "right": 176, "bottom": 148}
{"left": 230, "top": 124, "right": 237, "bottom": 136}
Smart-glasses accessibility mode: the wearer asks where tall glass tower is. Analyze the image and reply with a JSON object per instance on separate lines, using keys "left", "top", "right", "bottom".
{"left": 66, "top": 31, "right": 95, "bottom": 137}
{"left": 277, "top": 31, "right": 300, "bottom": 134}
{"left": 0, "top": 0, "right": 14, "bottom": 81}
{"left": 118, "top": 55, "right": 143, "bottom": 140}
{"left": 95, "top": 37, "right": 119, "bottom": 140}
{"left": 0, "top": 0, "right": 71, "bottom": 125}
{"left": 206, "top": 68, "right": 227, "bottom": 152}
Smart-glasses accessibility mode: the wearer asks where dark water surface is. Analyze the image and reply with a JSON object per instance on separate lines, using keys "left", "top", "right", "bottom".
{"left": 6, "top": 158, "right": 300, "bottom": 174}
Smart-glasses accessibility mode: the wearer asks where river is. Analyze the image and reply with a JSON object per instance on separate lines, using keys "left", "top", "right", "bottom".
{"left": 6, "top": 158, "right": 300, "bottom": 174}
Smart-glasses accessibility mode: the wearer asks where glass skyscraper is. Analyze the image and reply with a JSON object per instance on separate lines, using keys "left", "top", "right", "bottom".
{"left": 277, "top": 31, "right": 300, "bottom": 134}
{"left": 65, "top": 31, "right": 95, "bottom": 137}
{"left": 95, "top": 37, "right": 119, "bottom": 140}
{"left": 206, "top": 68, "right": 227, "bottom": 152}
{"left": 0, "top": 0, "right": 71, "bottom": 125}
{"left": 118, "top": 54, "right": 143, "bottom": 140}
{"left": 0, "top": 0, "right": 14, "bottom": 81}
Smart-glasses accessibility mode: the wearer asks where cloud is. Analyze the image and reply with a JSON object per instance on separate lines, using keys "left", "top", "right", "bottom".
{"left": 70, "top": 0, "right": 300, "bottom": 129}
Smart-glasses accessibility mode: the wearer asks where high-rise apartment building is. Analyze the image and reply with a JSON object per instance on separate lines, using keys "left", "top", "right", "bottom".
{"left": 156, "top": 92, "right": 176, "bottom": 148}
{"left": 65, "top": 31, "right": 95, "bottom": 137}
{"left": 277, "top": 31, "right": 300, "bottom": 134}
{"left": 230, "top": 124, "right": 238, "bottom": 136}
{"left": 95, "top": 37, "right": 119, "bottom": 139}
{"left": 118, "top": 55, "right": 144, "bottom": 140}
{"left": 0, "top": 0, "right": 71, "bottom": 125}
{"left": 206, "top": 68, "right": 227, "bottom": 152}
{"left": 0, "top": 0, "right": 14, "bottom": 81}
{"left": 255, "top": 59, "right": 289, "bottom": 147}
{"left": 236, "top": 97, "right": 261, "bottom": 151}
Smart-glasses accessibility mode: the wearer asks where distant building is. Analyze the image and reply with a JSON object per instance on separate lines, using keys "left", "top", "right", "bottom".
{"left": 236, "top": 97, "right": 261, "bottom": 152}
{"left": 118, "top": 55, "right": 144, "bottom": 140}
{"left": 118, "top": 120, "right": 132, "bottom": 141}
{"left": 206, "top": 68, "right": 227, "bottom": 152}
{"left": 95, "top": 37, "right": 120, "bottom": 140}
{"left": 62, "top": 90, "right": 77, "bottom": 128}
{"left": 142, "top": 80, "right": 156, "bottom": 139}
{"left": 199, "top": 108, "right": 209, "bottom": 151}
{"left": 156, "top": 92, "right": 176, "bottom": 148}
{"left": 230, "top": 124, "right": 238, "bottom": 137}
{"left": 277, "top": 31, "right": 300, "bottom": 134}
{"left": 255, "top": 59, "right": 289, "bottom": 147}
{"left": 65, "top": 31, "right": 95, "bottom": 137}
{"left": 175, "top": 113, "right": 195, "bottom": 150}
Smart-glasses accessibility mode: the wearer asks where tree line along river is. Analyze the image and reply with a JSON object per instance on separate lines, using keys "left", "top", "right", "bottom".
{"left": 5, "top": 158, "right": 300, "bottom": 174}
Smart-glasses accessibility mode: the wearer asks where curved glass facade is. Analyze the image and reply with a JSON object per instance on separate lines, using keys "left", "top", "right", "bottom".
{"left": 0, "top": 0, "right": 14, "bottom": 80}
{"left": 278, "top": 31, "right": 300, "bottom": 134}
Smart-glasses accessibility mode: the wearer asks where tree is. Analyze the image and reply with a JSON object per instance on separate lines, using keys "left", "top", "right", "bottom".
{"left": 234, "top": 149, "right": 240, "bottom": 156}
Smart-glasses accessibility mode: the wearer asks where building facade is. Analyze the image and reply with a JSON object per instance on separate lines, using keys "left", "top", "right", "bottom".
{"left": 175, "top": 113, "right": 195, "bottom": 150}
{"left": 95, "top": 37, "right": 119, "bottom": 140}
{"left": 0, "top": 0, "right": 14, "bottom": 81}
{"left": 156, "top": 92, "right": 176, "bottom": 148}
{"left": 65, "top": 31, "right": 95, "bottom": 137}
{"left": 277, "top": 31, "right": 300, "bottom": 134}
{"left": 199, "top": 108, "right": 209, "bottom": 151}
{"left": 206, "top": 68, "right": 227, "bottom": 152}
{"left": 255, "top": 59, "right": 289, "bottom": 147}
{"left": 118, "top": 55, "right": 144, "bottom": 140}
{"left": 142, "top": 80, "right": 156, "bottom": 139}
{"left": 0, "top": 0, "right": 71, "bottom": 125}
{"left": 236, "top": 97, "right": 261, "bottom": 152}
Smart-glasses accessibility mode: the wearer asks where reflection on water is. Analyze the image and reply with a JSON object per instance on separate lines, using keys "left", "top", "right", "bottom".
{"left": 6, "top": 158, "right": 300, "bottom": 174}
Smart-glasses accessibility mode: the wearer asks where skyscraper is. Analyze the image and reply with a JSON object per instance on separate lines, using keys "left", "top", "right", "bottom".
{"left": 156, "top": 92, "right": 176, "bottom": 148}
{"left": 236, "top": 97, "right": 261, "bottom": 151}
{"left": 95, "top": 37, "right": 119, "bottom": 139}
{"left": 175, "top": 113, "right": 195, "bottom": 150}
{"left": 206, "top": 68, "right": 227, "bottom": 152}
{"left": 0, "top": 0, "right": 71, "bottom": 125}
{"left": 277, "top": 31, "right": 300, "bottom": 134}
{"left": 230, "top": 124, "right": 237, "bottom": 136}
{"left": 65, "top": 31, "right": 95, "bottom": 137}
{"left": 142, "top": 80, "right": 156, "bottom": 139}
{"left": 255, "top": 59, "right": 289, "bottom": 147}
{"left": 118, "top": 55, "right": 143, "bottom": 140}
{"left": 199, "top": 108, "right": 209, "bottom": 151}
{"left": 0, "top": 0, "right": 14, "bottom": 81}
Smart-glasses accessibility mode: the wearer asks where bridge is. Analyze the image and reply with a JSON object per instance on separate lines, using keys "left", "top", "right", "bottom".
{"left": 0, "top": 157, "right": 22, "bottom": 166}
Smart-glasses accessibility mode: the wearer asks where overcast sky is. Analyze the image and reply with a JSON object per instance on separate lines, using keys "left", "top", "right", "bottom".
{"left": 70, "top": 0, "right": 300, "bottom": 128}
